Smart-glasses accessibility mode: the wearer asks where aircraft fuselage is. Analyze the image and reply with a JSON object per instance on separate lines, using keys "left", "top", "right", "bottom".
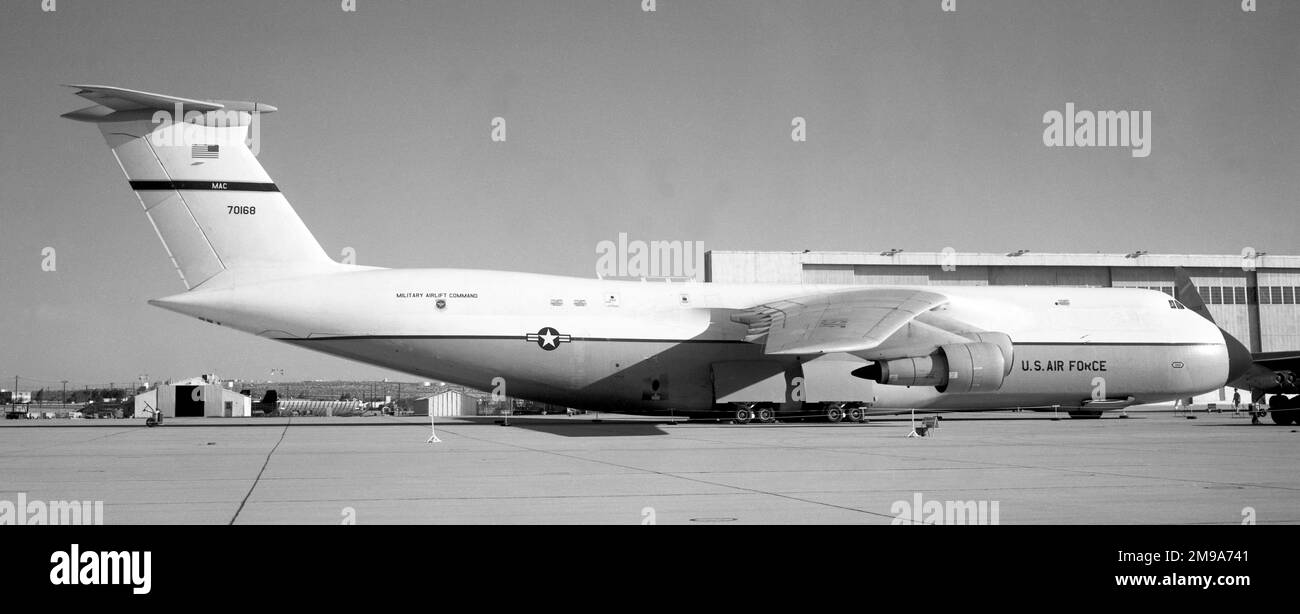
{"left": 150, "top": 267, "right": 1232, "bottom": 415}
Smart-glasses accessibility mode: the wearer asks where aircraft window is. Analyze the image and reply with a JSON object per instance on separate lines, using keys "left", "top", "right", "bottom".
{"left": 1167, "top": 299, "right": 1177, "bottom": 309}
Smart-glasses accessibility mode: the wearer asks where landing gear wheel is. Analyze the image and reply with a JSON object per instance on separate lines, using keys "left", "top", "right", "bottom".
{"left": 734, "top": 407, "right": 753, "bottom": 424}
{"left": 826, "top": 406, "right": 845, "bottom": 423}
{"left": 756, "top": 406, "right": 776, "bottom": 423}
{"left": 1270, "top": 411, "right": 1295, "bottom": 426}
{"left": 847, "top": 407, "right": 865, "bottom": 423}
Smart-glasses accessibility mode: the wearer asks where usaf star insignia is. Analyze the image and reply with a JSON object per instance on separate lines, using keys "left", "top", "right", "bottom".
{"left": 526, "top": 326, "right": 571, "bottom": 351}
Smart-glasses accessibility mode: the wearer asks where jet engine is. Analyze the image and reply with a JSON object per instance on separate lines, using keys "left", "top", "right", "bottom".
{"left": 851, "top": 338, "right": 1011, "bottom": 393}
{"left": 1235, "top": 368, "right": 1299, "bottom": 394}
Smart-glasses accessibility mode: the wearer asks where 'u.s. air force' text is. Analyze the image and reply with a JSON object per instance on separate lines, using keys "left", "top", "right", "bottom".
{"left": 1020, "top": 360, "right": 1107, "bottom": 372}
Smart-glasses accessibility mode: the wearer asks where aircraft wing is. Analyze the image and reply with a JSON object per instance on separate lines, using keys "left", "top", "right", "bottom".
{"left": 731, "top": 288, "right": 949, "bottom": 355}
{"left": 1248, "top": 353, "right": 1300, "bottom": 366}
{"left": 1251, "top": 351, "right": 1300, "bottom": 373}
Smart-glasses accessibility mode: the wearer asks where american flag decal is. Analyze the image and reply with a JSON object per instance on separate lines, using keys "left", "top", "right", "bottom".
{"left": 191, "top": 144, "right": 220, "bottom": 159}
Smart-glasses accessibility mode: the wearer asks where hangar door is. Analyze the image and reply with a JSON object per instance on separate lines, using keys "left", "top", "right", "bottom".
{"left": 175, "top": 386, "right": 204, "bottom": 417}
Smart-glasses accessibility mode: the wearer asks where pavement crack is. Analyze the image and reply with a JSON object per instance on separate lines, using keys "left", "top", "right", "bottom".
{"left": 229, "top": 417, "right": 291, "bottom": 525}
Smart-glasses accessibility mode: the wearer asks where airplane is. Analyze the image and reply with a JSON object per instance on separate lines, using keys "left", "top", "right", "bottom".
{"left": 61, "top": 84, "right": 1295, "bottom": 424}
{"left": 1171, "top": 272, "right": 1300, "bottom": 425}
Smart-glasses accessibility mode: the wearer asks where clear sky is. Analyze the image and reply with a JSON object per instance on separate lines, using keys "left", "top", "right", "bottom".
{"left": 1, "top": 0, "right": 1297, "bottom": 386}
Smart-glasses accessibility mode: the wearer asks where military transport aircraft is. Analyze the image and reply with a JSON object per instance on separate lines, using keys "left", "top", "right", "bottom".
{"left": 1170, "top": 271, "right": 1300, "bottom": 425}
{"left": 64, "top": 85, "right": 1292, "bottom": 423}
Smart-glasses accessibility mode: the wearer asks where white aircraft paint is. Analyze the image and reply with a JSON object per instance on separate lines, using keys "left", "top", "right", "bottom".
{"left": 65, "top": 85, "right": 1235, "bottom": 418}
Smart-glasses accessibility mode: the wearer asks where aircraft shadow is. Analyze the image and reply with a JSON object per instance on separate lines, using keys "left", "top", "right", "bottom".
{"left": 492, "top": 421, "right": 672, "bottom": 437}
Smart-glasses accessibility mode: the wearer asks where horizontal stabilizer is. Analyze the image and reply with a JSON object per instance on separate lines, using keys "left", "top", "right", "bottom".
{"left": 62, "top": 84, "right": 277, "bottom": 123}
{"left": 66, "top": 84, "right": 227, "bottom": 112}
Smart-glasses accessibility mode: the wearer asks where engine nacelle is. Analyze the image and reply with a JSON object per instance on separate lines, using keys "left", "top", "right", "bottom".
{"left": 1238, "top": 370, "right": 1299, "bottom": 394}
{"left": 852, "top": 341, "right": 1009, "bottom": 393}
{"left": 936, "top": 341, "right": 1008, "bottom": 393}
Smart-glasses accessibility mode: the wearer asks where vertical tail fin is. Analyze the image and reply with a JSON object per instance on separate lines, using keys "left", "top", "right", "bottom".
{"left": 1175, "top": 266, "right": 1254, "bottom": 383}
{"left": 1173, "top": 266, "right": 1216, "bottom": 324}
{"left": 63, "top": 85, "right": 334, "bottom": 289}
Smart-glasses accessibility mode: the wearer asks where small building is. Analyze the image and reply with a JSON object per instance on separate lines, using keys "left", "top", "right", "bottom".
{"left": 1, "top": 390, "right": 32, "bottom": 404}
{"left": 132, "top": 375, "right": 251, "bottom": 418}
{"left": 415, "top": 390, "right": 475, "bottom": 417}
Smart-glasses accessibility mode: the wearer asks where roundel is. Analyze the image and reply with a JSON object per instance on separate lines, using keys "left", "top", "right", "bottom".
{"left": 526, "top": 327, "right": 571, "bottom": 351}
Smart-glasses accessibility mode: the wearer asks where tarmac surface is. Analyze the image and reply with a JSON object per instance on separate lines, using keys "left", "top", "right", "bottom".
{"left": 2, "top": 411, "right": 1297, "bottom": 524}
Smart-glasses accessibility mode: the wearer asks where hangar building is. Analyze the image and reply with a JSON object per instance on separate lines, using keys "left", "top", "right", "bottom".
{"left": 414, "top": 389, "right": 476, "bottom": 417}
{"left": 132, "top": 375, "right": 252, "bottom": 419}
{"left": 705, "top": 251, "right": 1300, "bottom": 354}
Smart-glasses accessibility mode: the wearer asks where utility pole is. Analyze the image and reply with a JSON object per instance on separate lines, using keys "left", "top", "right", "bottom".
{"left": 61, "top": 380, "right": 67, "bottom": 408}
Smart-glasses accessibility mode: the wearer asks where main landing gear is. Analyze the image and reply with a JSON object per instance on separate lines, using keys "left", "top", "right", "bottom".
{"left": 1268, "top": 395, "right": 1300, "bottom": 425}
{"left": 731, "top": 403, "right": 778, "bottom": 424}
{"left": 824, "top": 403, "right": 868, "bottom": 424}
{"left": 726, "top": 402, "right": 869, "bottom": 425}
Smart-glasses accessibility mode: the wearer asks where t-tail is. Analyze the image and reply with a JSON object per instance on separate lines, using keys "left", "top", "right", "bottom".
{"left": 1174, "top": 267, "right": 1273, "bottom": 393}
{"left": 62, "top": 85, "right": 338, "bottom": 289}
